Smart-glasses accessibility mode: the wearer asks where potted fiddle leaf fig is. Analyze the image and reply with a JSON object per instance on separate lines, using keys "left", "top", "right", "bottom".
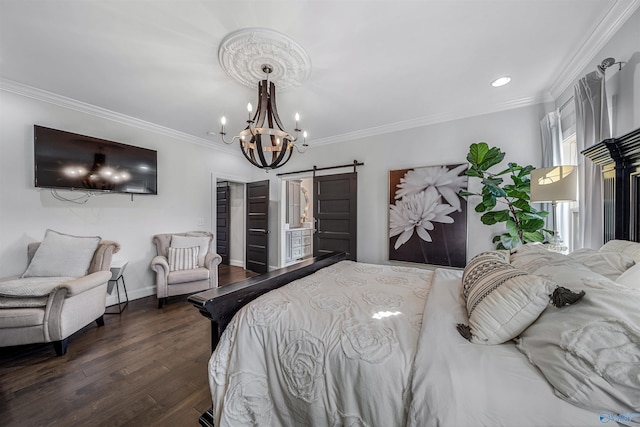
{"left": 459, "top": 142, "right": 550, "bottom": 249}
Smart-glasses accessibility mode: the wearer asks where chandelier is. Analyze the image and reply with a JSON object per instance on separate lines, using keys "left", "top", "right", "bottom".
{"left": 219, "top": 64, "right": 307, "bottom": 170}
{"left": 215, "top": 28, "right": 312, "bottom": 170}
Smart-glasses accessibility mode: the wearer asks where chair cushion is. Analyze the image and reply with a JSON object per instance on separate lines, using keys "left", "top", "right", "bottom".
{"left": 0, "top": 277, "right": 72, "bottom": 308}
{"left": 167, "top": 267, "right": 210, "bottom": 285}
{"left": 170, "top": 234, "right": 210, "bottom": 266}
{"left": 22, "top": 229, "right": 101, "bottom": 278}
{"left": 0, "top": 308, "right": 45, "bottom": 328}
{"left": 167, "top": 246, "right": 199, "bottom": 272}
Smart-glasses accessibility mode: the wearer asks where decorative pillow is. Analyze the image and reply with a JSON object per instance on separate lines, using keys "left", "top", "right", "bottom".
{"left": 22, "top": 229, "right": 101, "bottom": 278}
{"left": 170, "top": 235, "right": 209, "bottom": 267}
{"left": 167, "top": 246, "right": 200, "bottom": 272}
{"left": 600, "top": 239, "right": 640, "bottom": 263}
{"left": 616, "top": 263, "right": 640, "bottom": 289}
{"left": 568, "top": 248, "right": 635, "bottom": 281}
{"left": 459, "top": 251, "right": 556, "bottom": 345}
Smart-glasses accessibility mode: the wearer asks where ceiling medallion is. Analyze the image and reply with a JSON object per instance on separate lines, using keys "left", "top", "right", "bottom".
{"left": 218, "top": 28, "right": 311, "bottom": 90}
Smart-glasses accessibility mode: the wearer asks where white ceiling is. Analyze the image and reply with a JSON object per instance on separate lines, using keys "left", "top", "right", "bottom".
{"left": 1, "top": 0, "right": 638, "bottom": 147}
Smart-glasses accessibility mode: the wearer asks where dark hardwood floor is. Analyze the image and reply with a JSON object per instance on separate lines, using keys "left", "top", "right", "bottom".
{"left": 0, "top": 264, "right": 257, "bottom": 427}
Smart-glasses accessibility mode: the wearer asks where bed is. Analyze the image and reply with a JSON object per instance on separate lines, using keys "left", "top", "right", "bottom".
{"left": 189, "top": 127, "right": 640, "bottom": 427}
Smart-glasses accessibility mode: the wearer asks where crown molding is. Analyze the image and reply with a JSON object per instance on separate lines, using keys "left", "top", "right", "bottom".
{"left": 310, "top": 94, "right": 549, "bottom": 147}
{"left": 548, "top": 0, "right": 640, "bottom": 99}
{"left": 0, "top": 78, "right": 241, "bottom": 156}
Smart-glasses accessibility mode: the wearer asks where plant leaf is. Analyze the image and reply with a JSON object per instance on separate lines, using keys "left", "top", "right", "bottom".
{"left": 522, "top": 231, "right": 545, "bottom": 242}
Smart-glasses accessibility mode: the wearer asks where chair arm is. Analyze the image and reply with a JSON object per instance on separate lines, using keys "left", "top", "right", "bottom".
{"left": 205, "top": 252, "right": 223, "bottom": 271}
{"left": 60, "top": 270, "right": 112, "bottom": 297}
{"left": 150, "top": 255, "right": 169, "bottom": 276}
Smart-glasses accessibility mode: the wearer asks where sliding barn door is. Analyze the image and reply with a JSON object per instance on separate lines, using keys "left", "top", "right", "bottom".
{"left": 246, "top": 180, "right": 270, "bottom": 273}
{"left": 216, "top": 183, "right": 230, "bottom": 265}
{"left": 313, "top": 172, "right": 357, "bottom": 260}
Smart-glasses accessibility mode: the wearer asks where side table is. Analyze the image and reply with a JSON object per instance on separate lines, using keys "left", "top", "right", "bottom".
{"left": 105, "top": 260, "right": 129, "bottom": 314}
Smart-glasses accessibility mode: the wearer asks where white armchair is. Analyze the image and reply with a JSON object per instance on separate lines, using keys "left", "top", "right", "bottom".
{"left": 151, "top": 232, "right": 222, "bottom": 308}
{"left": 0, "top": 238, "right": 120, "bottom": 356}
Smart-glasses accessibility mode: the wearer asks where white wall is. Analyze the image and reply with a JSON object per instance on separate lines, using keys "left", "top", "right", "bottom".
{"left": 0, "top": 89, "right": 255, "bottom": 303}
{"left": 267, "top": 104, "right": 546, "bottom": 266}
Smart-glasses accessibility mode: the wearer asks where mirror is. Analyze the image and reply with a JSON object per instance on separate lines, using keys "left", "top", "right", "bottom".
{"left": 286, "top": 180, "right": 301, "bottom": 228}
{"left": 286, "top": 179, "right": 312, "bottom": 228}
{"left": 300, "top": 187, "right": 310, "bottom": 223}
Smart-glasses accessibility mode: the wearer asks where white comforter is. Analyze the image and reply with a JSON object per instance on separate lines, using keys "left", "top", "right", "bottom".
{"left": 208, "top": 261, "right": 610, "bottom": 427}
{"left": 208, "top": 260, "right": 433, "bottom": 426}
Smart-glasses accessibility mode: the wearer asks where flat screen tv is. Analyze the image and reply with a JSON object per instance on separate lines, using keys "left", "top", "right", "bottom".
{"left": 34, "top": 125, "right": 157, "bottom": 195}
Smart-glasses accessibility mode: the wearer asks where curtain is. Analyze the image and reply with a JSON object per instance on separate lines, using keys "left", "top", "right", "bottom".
{"left": 539, "top": 110, "right": 567, "bottom": 246}
{"left": 574, "top": 70, "right": 611, "bottom": 249}
{"left": 540, "top": 110, "right": 562, "bottom": 167}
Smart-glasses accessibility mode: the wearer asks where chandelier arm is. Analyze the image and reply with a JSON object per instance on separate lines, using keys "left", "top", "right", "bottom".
{"left": 254, "top": 81, "right": 269, "bottom": 129}
{"left": 219, "top": 133, "right": 239, "bottom": 145}
{"left": 293, "top": 143, "right": 308, "bottom": 154}
{"left": 267, "top": 81, "right": 288, "bottom": 132}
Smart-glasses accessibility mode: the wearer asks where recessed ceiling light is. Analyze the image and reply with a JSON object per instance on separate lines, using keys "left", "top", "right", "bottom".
{"left": 491, "top": 76, "right": 511, "bottom": 87}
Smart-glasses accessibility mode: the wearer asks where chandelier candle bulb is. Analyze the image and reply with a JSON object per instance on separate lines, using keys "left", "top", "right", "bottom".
{"left": 220, "top": 116, "right": 226, "bottom": 134}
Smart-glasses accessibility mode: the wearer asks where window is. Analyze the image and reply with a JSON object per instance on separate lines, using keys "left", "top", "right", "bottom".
{"left": 560, "top": 132, "right": 578, "bottom": 252}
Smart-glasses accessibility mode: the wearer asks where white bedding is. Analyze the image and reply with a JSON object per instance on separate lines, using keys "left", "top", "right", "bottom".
{"left": 409, "top": 268, "right": 602, "bottom": 427}
{"left": 209, "top": 261, "right": 433, "bottom": 426}
{"left": 208, "top": 261, "right": 611, "bottom": 427}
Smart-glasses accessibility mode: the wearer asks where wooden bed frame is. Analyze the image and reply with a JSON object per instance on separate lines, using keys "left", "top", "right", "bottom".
{"left": 188, "top": 251, "right": 346, "bottom": 352}
{"left": 582, "top": 126, "right": 640, "bottom": 243}
{"left": 188, "top": 127, "right": 639, "bottom": 427}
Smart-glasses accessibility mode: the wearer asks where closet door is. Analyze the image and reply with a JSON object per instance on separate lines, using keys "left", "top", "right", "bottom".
{"left": 216, "top": 183, "right": 230, "bottom": 265}
{"left": 246, "top": 180, "right": 270, "bottom": 273}
{"left": 313, "top": 172, "right": 357, "bottom": 260}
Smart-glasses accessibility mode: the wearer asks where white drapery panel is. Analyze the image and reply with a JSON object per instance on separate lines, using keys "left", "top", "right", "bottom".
{"left": 574, "top": 70, "right": 611, "bottom": 249}
{"left": 540, "top": 110, "right": 563, "bottom": 167}
{"left": 539, "top": 110, "right": 571, "bottom": 248}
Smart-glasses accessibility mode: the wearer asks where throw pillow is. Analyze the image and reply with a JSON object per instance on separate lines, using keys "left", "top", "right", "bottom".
{"left": 170, "top": 235, "right": 210, "bottom": 267}
{"left": 599, "top": 239, "right": 640, "bottom": 263}
{"left": 568, "top": 248, "right": 635, "bottom": 281}
{"left": 167, "top": 246, "right": 200, "bottom": 272}
{"left": 459, "top": 251, "right": 556, "bottom": 345}
{"left": 22, "top": 229, "right": 101, "bottom": 278}
{"left": 616, "top": 263, "right": 640, "bottom": 289}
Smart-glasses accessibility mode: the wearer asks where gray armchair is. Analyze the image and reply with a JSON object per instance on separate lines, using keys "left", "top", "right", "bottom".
{"left": 151, "top": 232, "right": 222, "bottom": 308}
{"left": 0, "top": 240, "right": 120, "bottom": 356}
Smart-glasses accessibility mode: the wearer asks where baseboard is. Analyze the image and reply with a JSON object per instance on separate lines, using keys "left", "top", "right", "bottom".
{"left": 105, "top": 284, "right": 156, "bottom": 307}
{"left": 229, "top": 259, "right": 244, "bottom": 268}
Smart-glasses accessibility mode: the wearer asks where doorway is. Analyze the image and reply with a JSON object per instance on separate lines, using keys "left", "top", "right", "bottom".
{"left": 215, "top": 179, "right": 246, "bottom": 268}
{"left": 280, "top": 171, "right": 358, "bottom": 266}
{"left": 282, "top": 176, "right": 314, "bottom": 266}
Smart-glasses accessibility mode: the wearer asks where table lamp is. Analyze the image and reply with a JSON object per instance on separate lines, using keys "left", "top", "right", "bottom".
{"left": 530, "top": 166, "right": 578, "bottom": 253}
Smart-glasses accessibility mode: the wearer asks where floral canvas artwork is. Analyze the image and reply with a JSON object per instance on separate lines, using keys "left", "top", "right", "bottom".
{"left": 388, "top": 163, "right": 468, "bottom": 267}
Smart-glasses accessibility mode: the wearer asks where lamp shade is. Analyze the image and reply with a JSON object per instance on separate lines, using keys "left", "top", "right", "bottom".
{"left": 530, "top": 166, "right": 578, "bottom": 203}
